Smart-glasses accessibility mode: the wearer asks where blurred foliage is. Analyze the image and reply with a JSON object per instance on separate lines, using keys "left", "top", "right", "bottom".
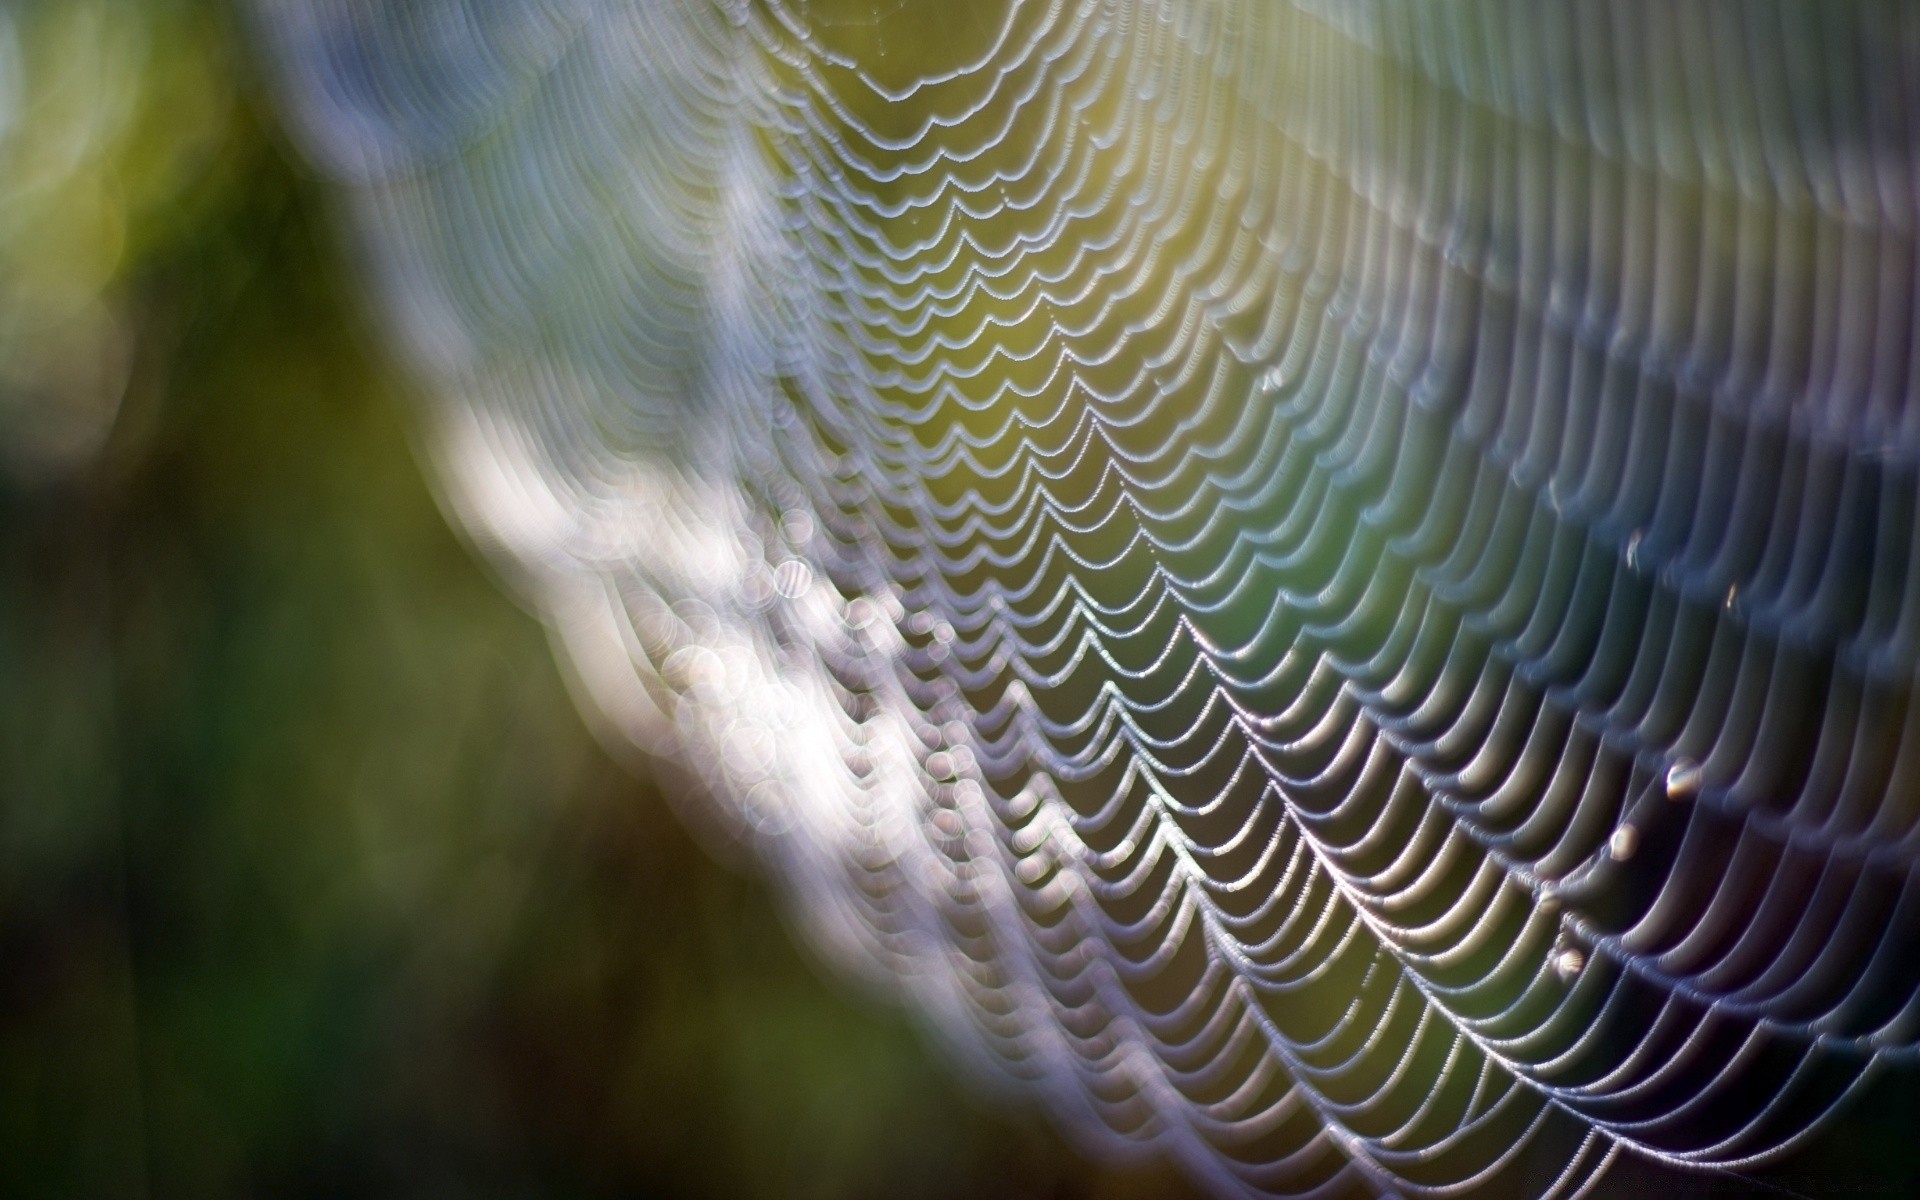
{"left": 0, "top": 0, "right": 230, "bottom": 477}
{"left": 0, "top": 2, "right": 1910, "bottom": 1199}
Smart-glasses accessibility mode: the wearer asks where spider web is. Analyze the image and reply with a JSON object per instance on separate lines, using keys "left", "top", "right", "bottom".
{"left": 258, "top": 1, "right": 1920, "bottom": 1195}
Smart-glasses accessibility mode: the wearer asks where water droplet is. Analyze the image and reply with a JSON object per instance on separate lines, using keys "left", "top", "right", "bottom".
{"left": 1609, "top": 825, "right": 1638, "bottom": 862}
{"left": 773, "top": 558, "right": 813, "bottom": 599}
{"left": 1666, "top": 758, "right": 1702, "bottom": 800}
{"left": 781, "top": 509, "right": 815, "bottom": 547}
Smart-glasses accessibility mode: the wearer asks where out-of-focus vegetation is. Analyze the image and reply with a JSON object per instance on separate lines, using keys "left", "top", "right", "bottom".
{"left": 0, "top": 2, "right": 1202, "bottom": 1196}
{"left": 0, "top": 2, "right": 1911, "bottom": 1198}
{"left": 0, "top": 0, "right": 228, "bottom": 479}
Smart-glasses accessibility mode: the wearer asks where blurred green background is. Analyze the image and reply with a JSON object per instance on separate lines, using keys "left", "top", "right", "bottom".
{"left": 0, "top": 2, "right": 1911, "bottom": 1198}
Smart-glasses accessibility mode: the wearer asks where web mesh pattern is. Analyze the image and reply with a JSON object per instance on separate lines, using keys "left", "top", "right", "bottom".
{"left": 261, "top": 2, "right": 1920, "bottom": 1194}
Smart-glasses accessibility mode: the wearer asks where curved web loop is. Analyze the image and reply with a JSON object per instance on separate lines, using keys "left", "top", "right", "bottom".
{"left": 259, "top": 1, "right": 1920, "bottom": 1195}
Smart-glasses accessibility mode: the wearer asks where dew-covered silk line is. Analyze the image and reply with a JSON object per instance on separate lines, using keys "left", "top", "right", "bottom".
{"left": 261, "top": 2, "right": 1920, "bottom": 1195}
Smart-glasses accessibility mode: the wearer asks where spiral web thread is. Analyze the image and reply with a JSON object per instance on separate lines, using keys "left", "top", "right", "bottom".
{"left": 261, "top": 1, "right": 1920, "bottom": 1195}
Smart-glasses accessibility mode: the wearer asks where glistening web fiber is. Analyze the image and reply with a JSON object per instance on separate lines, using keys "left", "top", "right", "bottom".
{"left": 261, "top": 3, "right": 1920, "bottom": 1196}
